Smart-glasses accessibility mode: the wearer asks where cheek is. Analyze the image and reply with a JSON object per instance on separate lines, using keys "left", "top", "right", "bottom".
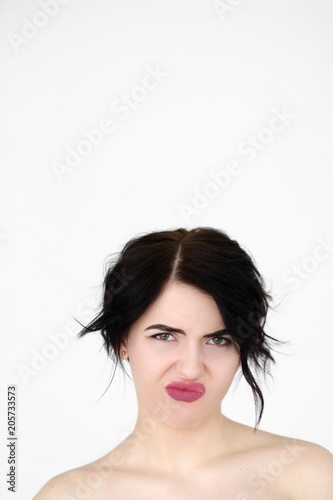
{"left": 129, "top": 352, "right": 162, "bottom": 386}
{"left": 214, "top": 352, "right": 241, "bottom": 385}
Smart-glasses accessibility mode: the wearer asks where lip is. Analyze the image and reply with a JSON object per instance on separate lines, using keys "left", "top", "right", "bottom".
{"left": 165, "top": 381, "right": 206, "bottom": 403}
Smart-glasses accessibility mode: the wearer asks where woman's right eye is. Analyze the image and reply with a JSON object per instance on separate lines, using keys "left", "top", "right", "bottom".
{"left": 151, "top": 333, "right": 173, "bottom": 341}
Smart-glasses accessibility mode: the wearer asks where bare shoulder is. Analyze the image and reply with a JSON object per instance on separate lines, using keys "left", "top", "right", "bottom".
{"left": 32, "top": 467, "right": 84, "bottom": 499}
{"left": 32, "top": 463, "right": 105, "bottom": 499}
{"left": 32, "top": 450, "right": 123, "bottom": 499}
{"left": 281, "top": 438, "right": 333, "bottom": 499}
{"left": 247, "top": 423, "right": 333, "bottom": 499}
{"left": 229, "top": 419, "right": 333, "bottom": 498}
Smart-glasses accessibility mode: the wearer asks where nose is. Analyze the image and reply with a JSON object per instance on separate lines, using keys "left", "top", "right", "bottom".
{"left": 175, "top": 342, "right": 205, "bottom": 380}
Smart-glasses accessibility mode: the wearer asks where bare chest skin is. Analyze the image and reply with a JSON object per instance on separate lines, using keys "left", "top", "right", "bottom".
{"left": 89, "top": 440, "right": 301, "bottom": 500}
{"left": 99, "top": 466, "right": 283, "bottom": 500}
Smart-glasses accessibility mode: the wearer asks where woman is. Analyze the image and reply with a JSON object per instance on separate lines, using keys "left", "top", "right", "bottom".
{"left": 34, "top": 227, "right": 333, "bottom": 499}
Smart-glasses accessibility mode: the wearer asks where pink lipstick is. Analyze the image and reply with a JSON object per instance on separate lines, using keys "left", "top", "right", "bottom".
{"left": 165, "top": 381, "right": 206, "bottom": 402}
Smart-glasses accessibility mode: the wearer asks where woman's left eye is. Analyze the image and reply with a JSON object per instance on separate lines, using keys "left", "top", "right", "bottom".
{"left": 208, "top": 337, "right": 232, "bottom": 347}
{"left": 151, "top": 334, "right": 231, "bottom": 347}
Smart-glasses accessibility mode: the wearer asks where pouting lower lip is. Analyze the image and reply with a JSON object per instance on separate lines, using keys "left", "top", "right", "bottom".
{"left": 164, "top": 387, "right": 204, "bottom": 402}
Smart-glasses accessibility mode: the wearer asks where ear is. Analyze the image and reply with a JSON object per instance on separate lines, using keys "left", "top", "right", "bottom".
{"left": 120, "top": 339, "right": 128, "bottom": 351}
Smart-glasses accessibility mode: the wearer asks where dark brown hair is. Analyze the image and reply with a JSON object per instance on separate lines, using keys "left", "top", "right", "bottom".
{"left": 76, "top": 227, "right": 283, "bottom": 429}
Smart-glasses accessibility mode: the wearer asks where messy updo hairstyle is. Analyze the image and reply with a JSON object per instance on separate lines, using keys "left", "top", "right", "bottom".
{"left": 76, "top": 227, "right": 284, "bottom": 429}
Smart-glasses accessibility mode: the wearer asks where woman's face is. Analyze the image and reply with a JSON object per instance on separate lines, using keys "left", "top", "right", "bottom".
{"left": 120, "top": 280, "right": 241, "bottom": 428}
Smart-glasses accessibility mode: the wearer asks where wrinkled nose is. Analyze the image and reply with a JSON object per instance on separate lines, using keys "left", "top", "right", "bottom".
{"left": 175, "top": 343, "right": 205, "bottom": 379}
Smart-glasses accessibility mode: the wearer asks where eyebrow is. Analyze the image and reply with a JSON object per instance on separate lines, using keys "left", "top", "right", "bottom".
{"left": 144, "top": 324, "right": 230, "bottom": 339}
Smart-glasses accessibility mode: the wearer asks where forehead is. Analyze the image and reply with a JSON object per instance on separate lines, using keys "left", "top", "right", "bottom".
{"left": 134, "top": 281, "right": 224, "bottom": 330}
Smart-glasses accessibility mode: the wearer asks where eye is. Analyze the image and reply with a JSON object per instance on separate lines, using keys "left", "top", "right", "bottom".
{"left": 151, "top": 333, "right": 174, "bottom": 341}
{"left": 150, "top": 333, "right": 232, "bottom": 347}
{"left": 207, "top": 337, "right": 232, "bottom": 347}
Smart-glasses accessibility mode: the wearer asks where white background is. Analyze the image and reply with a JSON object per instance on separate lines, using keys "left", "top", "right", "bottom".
{"left": 1, "top": 0, "right": 332, "bottom": 498}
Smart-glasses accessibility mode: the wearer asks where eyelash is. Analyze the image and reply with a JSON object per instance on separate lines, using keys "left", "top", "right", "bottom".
{"left": 150, "top": 333, "right": 232, "bottom": 347}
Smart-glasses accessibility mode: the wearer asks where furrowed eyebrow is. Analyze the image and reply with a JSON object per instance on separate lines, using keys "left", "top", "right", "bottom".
{"left": 144, "top": 324, "right": 230, "bottom": 339}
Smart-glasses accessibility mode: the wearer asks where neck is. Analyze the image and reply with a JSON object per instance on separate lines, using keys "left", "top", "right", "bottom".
{"left": 120, "top": 402, "right": 236, "bottom": 477}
